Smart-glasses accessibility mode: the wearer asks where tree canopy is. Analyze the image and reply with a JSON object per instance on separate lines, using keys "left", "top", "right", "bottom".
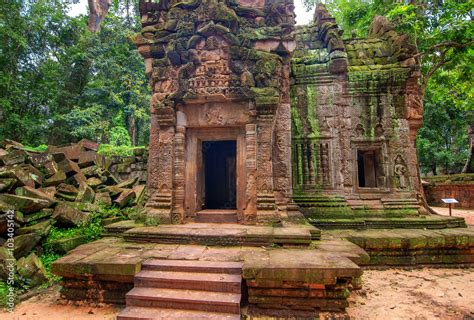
{"left": 0, "top": 0, "right": 149, "bottom": 147}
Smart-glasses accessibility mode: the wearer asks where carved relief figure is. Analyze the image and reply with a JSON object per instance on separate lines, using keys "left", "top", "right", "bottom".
{"left": 393, "top": 155, "right": 409, "bottom": 189}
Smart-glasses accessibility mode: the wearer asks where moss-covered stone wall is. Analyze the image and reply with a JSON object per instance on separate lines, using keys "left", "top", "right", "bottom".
{"left": 290, "top": 5, "right": 425, "bottom": 219}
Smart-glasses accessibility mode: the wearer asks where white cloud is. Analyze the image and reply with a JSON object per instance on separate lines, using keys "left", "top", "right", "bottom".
{"left": 67, "top": 0, "right": 313, "bottom": 24}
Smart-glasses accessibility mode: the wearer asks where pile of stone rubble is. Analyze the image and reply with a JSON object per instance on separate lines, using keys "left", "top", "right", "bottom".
{"left": 0, "top": 139, "right": 146, "bottom": 288}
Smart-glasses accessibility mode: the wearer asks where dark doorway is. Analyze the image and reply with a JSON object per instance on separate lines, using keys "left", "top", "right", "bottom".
{"left": 357, "top": 149, "right": 384, "bottom": 188}
{"left": 203, "top": 140, "right": 237, "bottom": 209}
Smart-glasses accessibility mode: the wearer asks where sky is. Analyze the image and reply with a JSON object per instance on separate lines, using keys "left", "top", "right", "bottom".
{"left": 69, "top": 0, "right": 314, "bottom": 25}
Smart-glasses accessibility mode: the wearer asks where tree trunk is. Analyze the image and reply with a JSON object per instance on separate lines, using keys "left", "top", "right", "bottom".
{"left": 462, "top": 123, "right": 474, "bottom": 173}
{"left": 87, "top": 0, "right": 112, "bottom": 33}
{"left": 128, "top": 114, "right": 137, "bottom": 146}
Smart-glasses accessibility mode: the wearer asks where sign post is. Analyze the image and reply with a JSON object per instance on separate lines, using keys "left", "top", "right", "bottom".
{"left": 441, "top": 198, "right": 459, "bottom": 217}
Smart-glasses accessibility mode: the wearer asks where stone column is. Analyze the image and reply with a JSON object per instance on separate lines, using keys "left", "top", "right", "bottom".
{"left": 244, "top": 124, "right": 257, "bottom": 224}
{"left": 256, "top": 113, "right": 278, "bottom": 223}
{"left": 145, "top": 122, "right": 175, "bottom": 224}
{"left": 172, "top": 125, "right": 186, "bottom": 224}
{"left": 273, "top": 103, "right": 292, "bottom": 219}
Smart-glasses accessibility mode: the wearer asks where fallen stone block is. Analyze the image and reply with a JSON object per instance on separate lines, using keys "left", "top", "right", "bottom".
{"left": 132, "top": 185, "right": 146, "bottom": 205}
{"left": 76, "top": 182, "right": 95, "bottom": 203}
{"left": 0, "top": 247, "right": 13, "bottom": 280}
{"left": 81, "top": 165, "right": 100, "bottom": 178}
{"left": 39, "top": 186, "right": 57, "bottom": 199}
{"left": 1, "top": 164, "right": 43, "bottom": 188}
{"left": 116, "top": 177, "right": 138, "bottom": 189}
{"left": 28, "top": 152, "right": 50, "bottom": 168}
{"left": 78, "top": 151, "right": 97, "bottom": 168}
{"left": 53, "top": 202, "right": 90, "bottom": 226}
{"left": 67, "top": 171, "right": 87, "bottom": 187}
{"left": 114, "top": 189, "right": 136, "bottom": 208}
{"left": 49, "top": 144, "right": 82, "bottom": 161}
{"left": 69, "top": 202, "right": 101, "bottom": 213}
{"left": 44, "top": 170, "right": 66, "bottom": 187}
{"left": 56, "top": 183, "right": 79, "bottom": 201}
{"left": 0, "top": 149, "right": 27, "bottom": 166}
{"left": 17, "top": 219, "right": 52, "bottom": 237}
{"left": 48, "top": 235, "right": 89, "bottom": 254}
{"left": 0, "top": 178, "right": 16, "bottom": 192}
{"left": 97, "top": 185, "right": 125, "bottom": 197}
{"left": 4, "top": 233, "right": 41, "bottom": 259}
{"left": 86, "top": 177, "right": 102, "bottom": 188}
{"left": 0, "top": 139, "right": 24, "bottom": 150}
{"left": 17, "top": 253, "right": 48, "bottom": 287}
{"left": 52, "top": 153, "right": 81, "bottom": 176}
{"left": 15, "top": 186, "right": 56, "bottom": 207}
{"left": 0, "top": 194, "right": 51, "bottom": 213}
{"left": 94, "top": 192, "right": 112, "bottom": 206}
{"left": 79, "top": 139, "right": 99, "bottom": 151}
{"left": 23, "top": 209, "right": 53, "bottom": 224}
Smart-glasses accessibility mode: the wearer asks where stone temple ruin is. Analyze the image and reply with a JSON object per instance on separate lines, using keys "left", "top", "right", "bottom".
{"left": 50, "top": 1, "right": 473, "bottom": 319}
{"left": 135, "top": 0, "right": 432, "bottom": 228}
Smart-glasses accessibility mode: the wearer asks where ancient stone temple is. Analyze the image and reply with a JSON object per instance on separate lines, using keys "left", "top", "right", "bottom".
{"left": 50, "top": 2, "right": 473, "bottom": 319}
{"left": 135, "top": 0, "right": 427, "bottom": 228}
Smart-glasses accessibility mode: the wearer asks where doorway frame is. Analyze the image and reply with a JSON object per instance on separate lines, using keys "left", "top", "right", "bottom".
{"left": 184, "top": 127, "right": 246, "bottom": 220}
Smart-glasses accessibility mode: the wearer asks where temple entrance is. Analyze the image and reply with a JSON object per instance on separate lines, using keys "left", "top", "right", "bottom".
{"left": 202, "top": 140, "right": 237, "bottom": 209}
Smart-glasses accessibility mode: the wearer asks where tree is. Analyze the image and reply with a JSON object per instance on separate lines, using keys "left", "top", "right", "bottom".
{"left": 417, "top": 70, "right": 469, "bottom": 174}
{"left": 0, "top": 0, "right": 149, "bottom": 146}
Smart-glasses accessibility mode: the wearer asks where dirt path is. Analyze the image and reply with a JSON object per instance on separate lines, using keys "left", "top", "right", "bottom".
{"left": 347, "top": 268, "right": 474, "bottom": 320}
{"left": 431, "top": 206, "right": 474, "bottom": 225}
{"left": 1, "top": 269, "right": 473, "bottom": 319}
{"left": 0, "top": 286, "right": 120, "bottom": 320}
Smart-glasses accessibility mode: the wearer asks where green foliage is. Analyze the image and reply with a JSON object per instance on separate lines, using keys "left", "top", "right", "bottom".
{"left": 417, "top": 69, "right": 470, "bottom": 174}
{"left": 0, "top": 282, "right": 8, "bottom": 307}
{"left": 21, "top": 145, "right": 48, "bottom": 153}
{"left": 1, "top": 1, "right": 150, "bottom": 146}
{"left": 38, "top": 252, "right": 63, "bottom": 284}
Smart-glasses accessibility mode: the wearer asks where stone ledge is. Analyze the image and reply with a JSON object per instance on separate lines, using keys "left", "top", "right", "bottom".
{"left": 123, "top": 223, "right": 314, "bottom": 247}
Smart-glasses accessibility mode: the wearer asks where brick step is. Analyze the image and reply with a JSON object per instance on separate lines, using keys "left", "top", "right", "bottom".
{"left": 126, "top": 287, "right": 241, "bottom": 314}
{"left": 142, "top": 259, "right": 243, "bottom": 274}
{"left": 117, "top": 306, "right": 240, "bottom": 320}
{"left": 195, "top": 210, "right": 238, "bottom": 223}
{"left": 134, "top": 270, "right": 241, "bottom": 293}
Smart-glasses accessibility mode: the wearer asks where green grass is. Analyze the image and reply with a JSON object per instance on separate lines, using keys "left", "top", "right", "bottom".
{"left": 21, "top": 144, "right": 48, "bottom": 152}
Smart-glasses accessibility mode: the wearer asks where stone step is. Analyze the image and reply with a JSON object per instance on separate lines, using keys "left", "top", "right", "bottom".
{"left": 117, "top": 306, "right": 240, "bottom": 320}
{"left": 134, "top": 270, "right": 241, "bottom": 293}
{"left": 125, "top": 224, "right": 312, "bottom": 247}
{"left": 142, "top": 259, "right": 243, "bottom": 275}
{"left": 126, "top": 287, "right": 241, "bottom": 314}
{"left": 195, "top": 210, "right": 238, "bottom": 223}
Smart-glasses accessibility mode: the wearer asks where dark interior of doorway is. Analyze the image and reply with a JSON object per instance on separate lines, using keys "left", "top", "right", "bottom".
{"left": 203, "top": 140, "right": 237, "bottom": 209}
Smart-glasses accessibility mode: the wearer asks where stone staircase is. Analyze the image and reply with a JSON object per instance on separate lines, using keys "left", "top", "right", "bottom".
{"left": 195, "top": 210, "right": 238, "bottom": 223}
{"left": 117, "top": 259, "right": 243, "bottom": 320}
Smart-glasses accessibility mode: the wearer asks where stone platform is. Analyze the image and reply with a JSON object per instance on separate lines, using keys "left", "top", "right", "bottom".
{"left": 122, "top": 223, "right": 321, "bottom": 247}
{"left": 326, "top": 227, "right": 474, "bottom": 267}
{"left": 310, "top": 214, "right": 466, "bottom": 230}
{"left": 52, "top": 236, "right": 362, "bottom": 318}
{"left": 52, "top": 225, "right": 474, "bottom": 318}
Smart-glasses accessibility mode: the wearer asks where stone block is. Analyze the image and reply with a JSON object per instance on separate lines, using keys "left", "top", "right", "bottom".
{"left": 0, "top": 194, "right": 52, "bottom": 213}
{"left": 53, "top": 202, "right": 90, "bottom": 226}
{"left": 49, "top": 235, "right": 89, "bottom": 254}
